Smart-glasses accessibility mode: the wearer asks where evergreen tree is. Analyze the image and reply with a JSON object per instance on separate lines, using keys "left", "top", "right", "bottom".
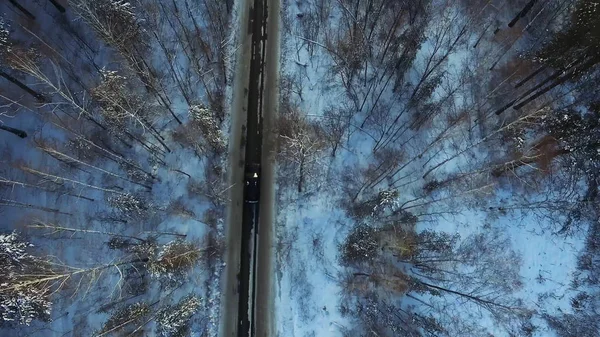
{"left": 339, "top": 224, "right": 379, "bottom": 265}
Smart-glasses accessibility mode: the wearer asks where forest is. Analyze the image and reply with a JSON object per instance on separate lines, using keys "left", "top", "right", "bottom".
{"left": 0, "top": 0, "right": 231, "bottom": 336}
{"left": 1, "top": 0, "right": 599, "bottom": 337}
{"left": 274, "top": 0, "right": 600, "bottom": 336}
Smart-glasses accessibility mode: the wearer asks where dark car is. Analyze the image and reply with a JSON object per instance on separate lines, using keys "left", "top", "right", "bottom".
{"left": 244, "top": 163, "right": 260, "bottom": 203}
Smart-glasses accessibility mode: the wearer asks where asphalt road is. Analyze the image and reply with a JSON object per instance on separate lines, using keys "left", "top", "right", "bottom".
{"left": 220, "top": 0, "right": 279, "bottom": 335}
{"left": 254, "top": 0, "right": 280, "bottom": 334}
{"left": 236, "top": 0, "right": 267, "bottom": 334}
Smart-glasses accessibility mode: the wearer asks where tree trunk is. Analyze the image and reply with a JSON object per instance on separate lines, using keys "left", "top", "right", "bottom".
{"left": 423, "top": 106, "right": 547, "bottom": 178}
{"left": 36, "top": 144, "right": 153, "bottom": 190}
{"left": 130, "top": 45, "right": 183, "bottom": 125}
{"left": 50, "top": 120, "right": 156, "bottom": 181}
{"left": 28, "top": 222, "right": 147, "bottom": 242}
{"left": 298, "top": 155, "right": 305, "bottom": 193}
{"left": 472, "top": 23, "right": 491, "bottom": 49}
{"left": 491, "top": 148, "right": 569, "bottom": 176}
{"left": 0, "top": 178, "right": 95, "bottom": 201}
{"left": 416, "top": 279, "right": 517, "bottom": 311}
{"left": 18, "top": 165, "right": 129, "bottom": 195}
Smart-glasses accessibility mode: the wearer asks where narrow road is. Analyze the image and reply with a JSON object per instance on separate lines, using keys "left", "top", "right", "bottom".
{"left": 254, "top": 0, "right": 280, "bottom": 334}
{"left": 221, "top": 0, "right": 279, "bottom": 335}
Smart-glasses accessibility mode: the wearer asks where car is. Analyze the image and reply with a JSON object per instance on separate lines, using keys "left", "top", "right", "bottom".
{"left": 244, "top": 163, "right": 260, "bottom": 203}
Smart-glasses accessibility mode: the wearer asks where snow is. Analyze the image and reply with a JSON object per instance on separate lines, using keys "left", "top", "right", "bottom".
{"left": 274, "top": 0, "right": 589, "bottom": 336}
{"left": 275, "top": 188, "right": 351, "bottom": 336}
{"left": 0, "top": 232, "right": 52, "bottom": 326}
{"left": 0, "top": 0, "right": 592, "bottom": 335}
{"left": 0, "top": 0, "right": 235, "bottom": 335}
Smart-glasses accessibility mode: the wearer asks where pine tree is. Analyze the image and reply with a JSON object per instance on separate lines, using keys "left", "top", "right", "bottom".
{"left": 339, "top": 224, "right": 379, "bottom": 265}
{"left": 156, "top": 295, "right": 201, "bottom": 337}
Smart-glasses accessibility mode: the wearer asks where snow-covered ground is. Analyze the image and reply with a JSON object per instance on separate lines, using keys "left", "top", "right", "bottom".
{"left": 273, "top": 0, "right": 587, "bottom": 336}
{"left": 275, "top": 187, "right": 351, "bottom": 336}
{"left": 0, "top": 1, "right": 236, "bottom": 336}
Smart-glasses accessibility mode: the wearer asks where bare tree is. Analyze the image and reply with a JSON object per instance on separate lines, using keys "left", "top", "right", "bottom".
{"left": 339, "top": 217, "right": 527, "bottom": 334}
{"left": 0, "top": 231, "right": 52, "bottom": 326}
{"left": 71, "top": 0, "right": 181, "bottom": 124}
{"left": 1, "top": 230, "right": 204, "bottom": 328}
{"left": 29, "top": 221, "right": 149, "bottom": 243}
{"left": 321, "top": 105, "right": 352, "bottom": 156}
{"left": 34, "top": 138, "right": 153, "bottom": 190}
{"left": 156, "top": 294, "right": 201, "bottom": 337}
{"left": 92, "top": 68, "right": 170, "bottom": 153}
{"left": 147, "top": 240, "right": 202, "bottom": 287}
{"left": 96, "top": 301, "right": 151, "bottom": 337}
{"left": 17, "top": 164, "right": 128, "bottom": 196}
{"left": 0, "top": 175, "right": 94, "bottom": 202}
{"left": 277, "top": 110, "right": 326, "bottom": 192}
{"left": 0, "top": 198, "right": 72, "bottom": 216}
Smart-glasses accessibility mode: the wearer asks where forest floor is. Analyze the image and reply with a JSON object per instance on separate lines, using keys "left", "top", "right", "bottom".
{"left": 0, "top": 1, "right": 236, "bottom": 336}
{"left": 272, "top": 0, "right": 588, "bottom": 336}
